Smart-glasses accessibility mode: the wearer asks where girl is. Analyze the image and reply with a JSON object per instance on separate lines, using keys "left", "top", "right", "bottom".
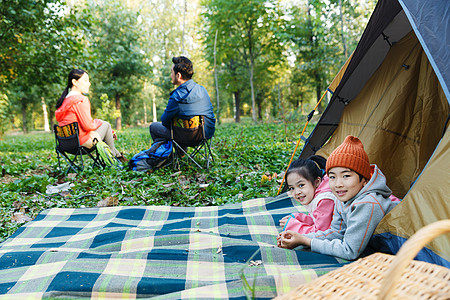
{"left": 55, "top": 69, "right": 126, "bottom": 162}
{"left": 279, "top": 155, "right": 336, "bottom": 235}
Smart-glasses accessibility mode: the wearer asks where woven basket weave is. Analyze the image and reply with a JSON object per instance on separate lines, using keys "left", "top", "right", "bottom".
{"left": 275, "top": 219, "right": 450, "bottom": 300}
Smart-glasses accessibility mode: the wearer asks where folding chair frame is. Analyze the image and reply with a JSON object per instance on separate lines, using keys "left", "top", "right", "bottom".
{"left": 170, "top": 116, "right": 214, "bottom": 170}
{"left": 54, "top": 122, "right": 104, "bottom": 174}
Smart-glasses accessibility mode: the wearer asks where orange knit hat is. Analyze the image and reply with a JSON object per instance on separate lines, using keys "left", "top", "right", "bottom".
{"left": 326, "top": 135, "right": 371, "bottom": 179}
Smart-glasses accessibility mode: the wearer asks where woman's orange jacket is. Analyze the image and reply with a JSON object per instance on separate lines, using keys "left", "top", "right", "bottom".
{"left": 55, "top": 94, "right": 102, "bottom": 145}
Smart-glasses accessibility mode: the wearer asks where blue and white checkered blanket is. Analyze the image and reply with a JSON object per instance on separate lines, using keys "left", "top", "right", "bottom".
{"left": 0, "top": 193, "right": 347, "bottom": 299}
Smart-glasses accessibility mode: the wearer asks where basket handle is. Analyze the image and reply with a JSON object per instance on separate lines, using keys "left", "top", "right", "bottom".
{"left": 378, "top": 219, "right": 450, "bottom": 299}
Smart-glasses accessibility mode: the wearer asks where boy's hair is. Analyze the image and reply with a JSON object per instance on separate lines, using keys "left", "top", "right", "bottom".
{"left": 172, "top": 56, "right": 194, "bottom": 80}
{"left": 286, "top": 155, "right": 326, "bottom": 186}
{"left": 326, "top": 135, "right": 371, "bottom": 180}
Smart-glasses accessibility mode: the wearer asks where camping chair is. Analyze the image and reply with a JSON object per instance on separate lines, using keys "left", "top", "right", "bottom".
{"left": 170, "top": 115, "right": 214, "bottom": 170}
{"left": 54, "top": 122, "right": 104, "bottom": 174}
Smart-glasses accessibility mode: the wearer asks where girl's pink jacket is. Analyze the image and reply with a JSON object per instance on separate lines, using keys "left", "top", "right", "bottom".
{"left": 55, "top": 94, "right": 102, "bottom": 145}
{"left": 284, "top": 175, "right": 336, "bottom": 234}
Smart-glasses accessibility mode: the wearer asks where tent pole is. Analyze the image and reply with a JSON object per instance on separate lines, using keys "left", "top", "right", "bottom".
{"left": 277, "top": 89, "right": 328, "bottom": 195}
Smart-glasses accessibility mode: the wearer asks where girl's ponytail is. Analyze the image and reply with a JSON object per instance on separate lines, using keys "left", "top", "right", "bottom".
{"left": 308, "top": 155, "right": 326, "bottom": 178}
{"left": 56, "top": 86, "right": 69, "bottom": 109}
{"left": 55, "top": 69, "right": 87, "bottom": 109}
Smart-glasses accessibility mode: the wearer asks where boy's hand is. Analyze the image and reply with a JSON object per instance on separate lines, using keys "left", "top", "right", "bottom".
{"left": 278, "top": 230, "right": 311, "bottom": 249}
{"left": 279, "top": 215, "right": 290, "bottom": 228}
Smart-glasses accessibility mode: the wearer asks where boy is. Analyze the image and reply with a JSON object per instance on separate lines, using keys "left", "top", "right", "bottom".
{"left": 278, "top": 135, "right": 398, "bottom": 260}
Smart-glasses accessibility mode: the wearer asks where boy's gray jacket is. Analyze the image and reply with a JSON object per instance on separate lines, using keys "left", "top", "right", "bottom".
{"left": 304, "top": 164, "right": 398, "bottom": 260}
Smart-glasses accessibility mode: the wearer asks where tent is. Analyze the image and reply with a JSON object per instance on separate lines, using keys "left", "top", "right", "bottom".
{"left": 299, "top": 0, "right": 449, "bottom": 267}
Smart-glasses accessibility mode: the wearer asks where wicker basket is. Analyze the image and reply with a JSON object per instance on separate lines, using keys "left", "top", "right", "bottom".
{"left": 275, "top": 219, "right": 450, "bottom": 300}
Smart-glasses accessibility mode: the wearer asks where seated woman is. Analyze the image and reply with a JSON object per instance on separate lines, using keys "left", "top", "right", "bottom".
{"left": 55, "top": 69, "right": 126, "bottom": 162}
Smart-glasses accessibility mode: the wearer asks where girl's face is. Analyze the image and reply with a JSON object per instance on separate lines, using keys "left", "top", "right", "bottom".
{"left": 286, "top": 172, "right": 321, "bottom": 205}
{"left": 72, "top": 73, "right": 91, "bottom": 94}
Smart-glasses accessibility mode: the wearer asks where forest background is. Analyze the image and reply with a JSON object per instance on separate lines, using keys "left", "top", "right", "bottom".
{"left": 0, "top": 0, "right": 377, "bottom": 136}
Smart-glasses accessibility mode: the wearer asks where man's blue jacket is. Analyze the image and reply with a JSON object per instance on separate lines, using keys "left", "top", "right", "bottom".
{"left": 161, "top": 79, "right": 216, "bottom": 139}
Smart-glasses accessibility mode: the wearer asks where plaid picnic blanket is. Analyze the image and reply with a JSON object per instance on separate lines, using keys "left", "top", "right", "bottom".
{"left": 0, "top": 193, "right": 348, "bottom": 299}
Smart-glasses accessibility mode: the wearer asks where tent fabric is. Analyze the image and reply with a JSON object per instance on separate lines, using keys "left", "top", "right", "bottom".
{"left": 316, "top": 31, "right": 448, "bottom": 198}
{"left": 300, "top": 0, "right": 449, "bottom": 159}
{"left": 299, "top": 0, "right": 449, "bottom": 266}
{"left": 373, "top": 128, "right": 450, "bottom": 268}
{"left": 327, "top": 52, "right": 353, "bottom": 94}
{"left": 0, "top": 194, "right": 348, "bottom": 299}
{"left": 399, "top": 0, "right": 450, "bottom": 100}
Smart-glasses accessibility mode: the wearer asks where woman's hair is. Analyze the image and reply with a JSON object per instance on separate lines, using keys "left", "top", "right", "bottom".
{"left": 56, "top": 69, "right": 87, "bottom": 109}
{"left": 286, "top": 155, "right": 327, "bottom": 185}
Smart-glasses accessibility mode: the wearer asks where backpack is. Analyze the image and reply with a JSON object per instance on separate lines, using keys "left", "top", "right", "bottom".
{"left": 128, "top": 139, "right": 173, "bottom": 172}
{"left": 96, "top": 141, "right": 122, "bottom": 169}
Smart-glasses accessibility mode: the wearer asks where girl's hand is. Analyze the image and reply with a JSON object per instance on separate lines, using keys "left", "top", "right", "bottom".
{"left": 279, "top": 215, "right": 290, "bottom": 228}
{"left": 278, "top": 230, "right": 311, "bottom": 249}
{"left": 276, "top": 232, "right": 282, "bottom": 247}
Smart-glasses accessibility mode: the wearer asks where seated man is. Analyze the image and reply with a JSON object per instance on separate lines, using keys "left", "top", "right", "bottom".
{"left": 149, "top": 56, "right": 216, "bottom": 145}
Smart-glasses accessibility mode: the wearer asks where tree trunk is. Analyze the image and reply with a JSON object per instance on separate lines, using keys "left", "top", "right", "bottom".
{"left": 214, "top": 29, "right": 220, "bottom": 125}
{"left": 233, "top": 91, "right": 241, "bottom": 123}
{"left": 152, "top": 91, "right": 157, "bottom": 122}
{"left": 249, "top": 59, "right": 256, "bottom": 122}
{"left": 42, "top": 97, "right": 50, "bottom": 132}
{"left": 115, "top": 93, "right": 121, "bottom": 130}
{"left": 48, "top": 104, "right": 55, "bottom": 130}
{"left": 316, "top": 84, "right": 323, "bottom": 114}
{"left": 257, "top": 100, "right": 262, "bottom": 120}
{"left": 181, "top": 0, "right": 187, "bottom": 54}
{"left": 21, "top": 99, "right": 28, "bottom": 133}
{"left": 339, "top": 0, "right": 348, "bottom": 58}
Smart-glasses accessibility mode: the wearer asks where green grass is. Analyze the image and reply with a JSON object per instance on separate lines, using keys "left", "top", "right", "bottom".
{"left": 0, "top": 120, "right": 315, "bottom": 242}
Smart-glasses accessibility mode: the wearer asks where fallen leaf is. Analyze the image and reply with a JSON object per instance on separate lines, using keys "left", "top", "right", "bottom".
{"left": 196, "top": 174, "right": 207, "bottom": 184}
{"left": 60, "top": 191, "right": 71, "bottom": 197}
{"left": 249, "top": 260, "right": 262, "bottom": 266}
{"left": 13, "top": 201, "right": 21, "bottom": 209}
{"left": 189, "top": 193, "right": 199, "bottom": 200}
{"left": 97, "top": 196, "right": 119, "bottom": 207}
{"left": 170, "top": 171, "right": 182, "bottom": 177}
{"left": 11, "top": 213, "right": 32, "bottom": 223}
{"left": 163, "top": 183, "right": 176, "bottom": 188}
{"left": 178, "top": 176, "right": 189, "bottom": 186}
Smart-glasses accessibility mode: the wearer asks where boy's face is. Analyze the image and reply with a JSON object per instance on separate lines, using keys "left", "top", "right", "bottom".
{"left": 328, "top": 167, "right": 367, "bottom": 203}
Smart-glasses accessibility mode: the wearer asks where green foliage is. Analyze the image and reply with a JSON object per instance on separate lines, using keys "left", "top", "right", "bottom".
{"left": 86, "top": 0, "right": 151, "bottom": 128}
{"left": 0, "top": 121, "right": 315, "bottom": 242}
{"left": 94, "top": 94, "right": 121, "bottom": 125}
{"left": 0, "top": 0, "right": 377, "bottom": 132}
{"left": 0, "top": 0, "right": 92, "bottom": 132}
{"left": 201, "top": 0, "right": 288, "bottom": 121}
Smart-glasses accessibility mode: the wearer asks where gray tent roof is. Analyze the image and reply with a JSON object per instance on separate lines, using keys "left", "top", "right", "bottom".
{"left": 300, "top": 0, "right": 449, "bottom": 159}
